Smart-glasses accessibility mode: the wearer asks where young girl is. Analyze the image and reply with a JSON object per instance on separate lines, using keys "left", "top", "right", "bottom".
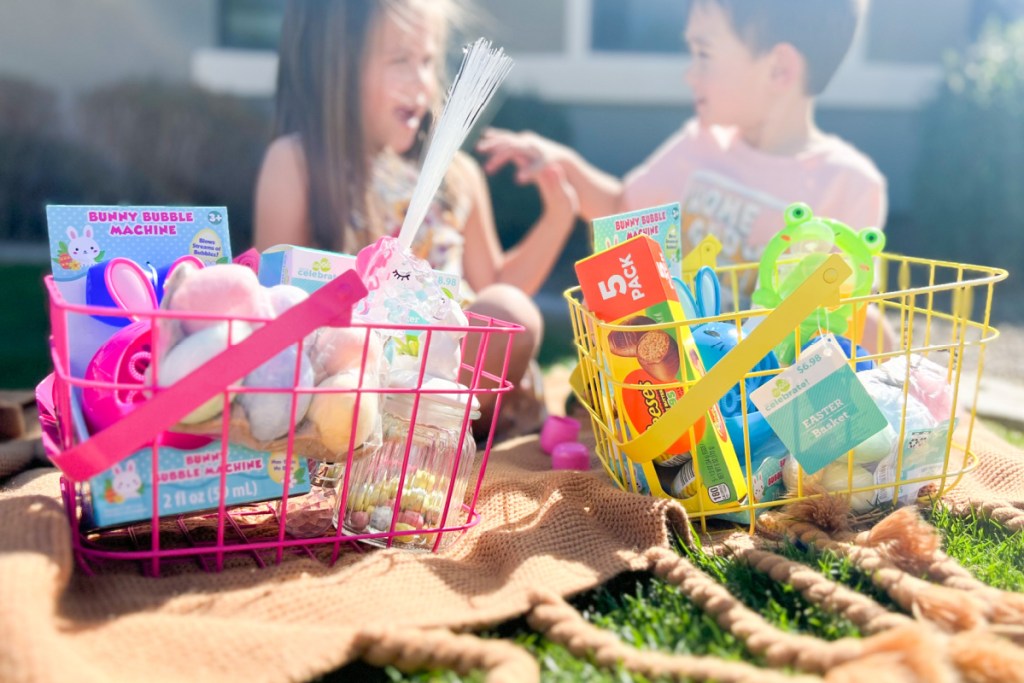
{"left": 253, "top": 0, "right": 578, "bottom": 436}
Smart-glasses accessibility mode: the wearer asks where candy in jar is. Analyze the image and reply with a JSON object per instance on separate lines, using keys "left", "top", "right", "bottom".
{"left": 338, "top": 374, "right": 479, "bottom": 551}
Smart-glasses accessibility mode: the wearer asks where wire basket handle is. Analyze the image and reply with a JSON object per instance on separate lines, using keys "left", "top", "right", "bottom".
{"left": 51, "top": 270, "right": 368, "bottom": 483}
{"left": 574, "top": 254, "right": 852, "bottom": 464}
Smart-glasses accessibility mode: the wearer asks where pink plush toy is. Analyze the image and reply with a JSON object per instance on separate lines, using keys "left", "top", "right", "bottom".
{"left": 881, "top": 355, "right": 955, "bottom": 423}
{"left": 166, "top": 263, "right": 270, "bottom": 333}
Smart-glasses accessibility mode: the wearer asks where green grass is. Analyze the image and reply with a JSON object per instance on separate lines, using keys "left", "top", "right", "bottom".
{"left": 334, "top": 424, "right": 1024, "bottom": 682}
{"left": 537, "top": 306, "right": 577, "bottom": 369}
{"left": 0, "top": 263, "right": 52, "bottom": 389}
{"left": 929, "top": 504, "right": 1024, "bottom": 592}
{"left": 344, "top": 547, "right": 880, "bottom": 683}
{"left": 981, "top": 421, "right": 1024, "bottom": 449}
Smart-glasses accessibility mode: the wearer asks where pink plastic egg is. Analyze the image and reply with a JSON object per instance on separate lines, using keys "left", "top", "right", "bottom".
{"left": 81, "top": 321, "right": 212, "bottom": 449}
{"left": 82, "top": 322, "right": 153, "bottom": 433}
{"left": 311, "top": 326, "right": 384, "bottom": 380}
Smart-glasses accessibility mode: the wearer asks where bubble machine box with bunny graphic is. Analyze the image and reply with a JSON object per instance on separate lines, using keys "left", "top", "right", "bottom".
{"left": 45, "top": 205, "right": 311, "bottom": 529}
{"left": 591, "top": 202, "right": 684, "bottom": 282}
{"left": 46, "top": 205, "right": 234, "bottom": 377}
{"left": 82, "top": 440, "right": 308, "bottom": 529}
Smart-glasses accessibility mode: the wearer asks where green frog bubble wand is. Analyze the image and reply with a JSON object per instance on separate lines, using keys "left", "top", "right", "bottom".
{"left": 751, "top": 203, "right": 885, "bottom": 365}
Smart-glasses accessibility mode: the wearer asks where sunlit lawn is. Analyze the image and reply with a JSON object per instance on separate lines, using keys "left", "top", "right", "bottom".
{"left": 348, "top": 501, "right": 1023, "bottom": 683}
{"left": 339, "top": 423, "right": 1024, "bottom": 683}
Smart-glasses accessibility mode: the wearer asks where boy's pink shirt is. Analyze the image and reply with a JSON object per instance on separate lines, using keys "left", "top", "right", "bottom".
{"left": 622, "top": 119, "right": 888, "bottom": 268}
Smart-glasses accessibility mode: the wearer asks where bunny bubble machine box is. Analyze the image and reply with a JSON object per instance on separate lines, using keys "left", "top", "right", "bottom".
{"left": 44, "top": 205, "right": 311, "bottom": 529}
{"left": 591, "top": 202, "right": 685, "bottom": 281}
{"left": 574, "top": 233, "right": 747, "bottom": 513}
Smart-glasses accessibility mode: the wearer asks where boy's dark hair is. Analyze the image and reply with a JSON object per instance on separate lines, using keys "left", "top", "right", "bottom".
{"left": 697, "top": 0, "right": 863, "bottom": 95}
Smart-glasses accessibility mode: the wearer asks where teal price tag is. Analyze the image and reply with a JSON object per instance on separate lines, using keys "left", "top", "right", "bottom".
{"left": 750, "top": 335, "right": 888, "bottom": 475}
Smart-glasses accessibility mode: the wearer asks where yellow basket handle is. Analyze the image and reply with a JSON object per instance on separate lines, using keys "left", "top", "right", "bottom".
{"left": 571, "top": 254, "right": 852, "bottom": 464}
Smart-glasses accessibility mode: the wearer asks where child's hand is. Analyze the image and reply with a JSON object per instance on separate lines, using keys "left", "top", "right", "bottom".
{"left": 535, "top": 164, "right": 579, "bottom": 223}
{"left": 477, "top": 128, "right": 568, "bottom": 184}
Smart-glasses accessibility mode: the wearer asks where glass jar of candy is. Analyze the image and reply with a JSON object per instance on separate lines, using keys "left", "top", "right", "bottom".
{"left": 337, "top": 377, "right": 479, "bottom": 551}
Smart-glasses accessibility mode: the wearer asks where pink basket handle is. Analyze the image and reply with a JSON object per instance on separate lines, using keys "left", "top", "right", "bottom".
{"left": 35, "top": 372, "right": 62, "bottom": 458}
{"left": 51, "top": 270, "right": 368, "bottom": 482}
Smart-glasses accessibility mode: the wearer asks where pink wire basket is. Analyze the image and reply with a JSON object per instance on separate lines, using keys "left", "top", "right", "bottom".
{"left": 38, "top": 270, "right": 521, "bottom": 576}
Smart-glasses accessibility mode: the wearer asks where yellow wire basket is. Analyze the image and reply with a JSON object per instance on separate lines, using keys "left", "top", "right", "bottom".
{"left": 565, "top": 240, "right": 1007, "bottom": 532}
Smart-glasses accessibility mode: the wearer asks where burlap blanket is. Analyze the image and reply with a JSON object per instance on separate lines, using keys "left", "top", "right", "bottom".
{"left": 2, "top": 420, "right": 1023, "bottom": 682}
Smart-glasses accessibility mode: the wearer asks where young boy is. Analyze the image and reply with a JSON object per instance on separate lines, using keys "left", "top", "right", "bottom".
{"left": 477, "top": 0, "right": 886, "bottom": 272}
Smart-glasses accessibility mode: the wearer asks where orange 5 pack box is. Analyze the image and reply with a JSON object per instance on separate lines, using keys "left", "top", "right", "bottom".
{"left": 575, "top": 234, "right": 746, "bottom": 513}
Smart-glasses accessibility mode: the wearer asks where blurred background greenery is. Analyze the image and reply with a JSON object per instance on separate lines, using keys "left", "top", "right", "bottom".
{"left": 1, "top": 1, "right": 1023, "bottom": 388}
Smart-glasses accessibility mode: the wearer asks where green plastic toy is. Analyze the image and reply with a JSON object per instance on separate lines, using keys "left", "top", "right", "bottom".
{"left": 751, "top": 203, "right": 885, "bottom": 364}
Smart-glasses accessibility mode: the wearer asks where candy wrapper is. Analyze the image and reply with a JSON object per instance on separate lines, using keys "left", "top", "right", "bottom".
{"left": 782, "top": 354, "right": 957, "bottom": 512}
{"left": 866, "top": 354, "right": 956, "bottom": 423}
{"left": 151, "top": 263, "right": 385, "bottom": 464}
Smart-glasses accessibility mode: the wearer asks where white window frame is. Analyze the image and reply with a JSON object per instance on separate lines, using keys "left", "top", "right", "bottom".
{"left": 192, "top": 0, "right": 943, "bottom": 109}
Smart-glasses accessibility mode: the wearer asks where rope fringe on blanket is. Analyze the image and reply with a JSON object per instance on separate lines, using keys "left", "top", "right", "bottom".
{"left": 1, "top": 423, "right": 1022, "bottom": 682}
{"left": 356, "top": 627, "right": 539, "bottom": 683}
{"left": 525, "top": 499, "right": 1024, "bottom": 683}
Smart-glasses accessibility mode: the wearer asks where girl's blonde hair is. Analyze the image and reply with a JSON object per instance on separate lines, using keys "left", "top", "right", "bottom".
{"left": 274, "top": 0, "right": 460, "bottom": 253}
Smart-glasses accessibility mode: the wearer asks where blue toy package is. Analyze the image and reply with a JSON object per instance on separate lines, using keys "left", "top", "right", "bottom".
{"left": 259, "top": 244, "right": 362, "bottom": 293}
{"left": 46, "top": 205, "right": 234, "bottom": 377}
{"left": 46, "top": 205, "right": 313, "bottom": 529}
{"left": 591, "top": 202, "right": 684, "bottom": 281}
{"left": 82, "top": 441, "right": 310, "bottom": 529}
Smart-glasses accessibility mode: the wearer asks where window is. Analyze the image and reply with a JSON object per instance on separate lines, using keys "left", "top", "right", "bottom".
{"left": 219, "top": 0, "right": 284, "bottom": 51}
{"left": 478, "top": 0, "right": 566, "bottom": 53}
{"left": 591, "top": 0, "right": 690, "bottom": 53}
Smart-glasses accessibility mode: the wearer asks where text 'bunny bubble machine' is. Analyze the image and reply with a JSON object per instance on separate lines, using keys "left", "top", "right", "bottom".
{"left": 41, "top": 206, "right": 308, "bottom": 529}
{"left": 47, "top": 206, "right": 232, "bottom": 378}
